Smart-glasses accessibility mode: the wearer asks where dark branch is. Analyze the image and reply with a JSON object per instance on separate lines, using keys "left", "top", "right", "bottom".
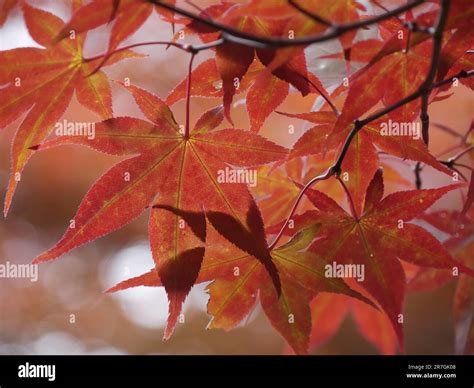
{"left": 127, "top": 0, "right": 469, "bottom": 250}
{"left": 415, "top": 0, "right": 450, "bottom": 188}
{"left": 268, "top": 1, "right": 474, "bottom": 250}
{"left": 149, "top": 0, "right": 425, "bottom": 48}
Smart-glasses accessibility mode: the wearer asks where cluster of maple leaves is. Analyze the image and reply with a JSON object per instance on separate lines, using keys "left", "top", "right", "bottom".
{"left": 0, "top": 0, "right": 473, "bottom": 355}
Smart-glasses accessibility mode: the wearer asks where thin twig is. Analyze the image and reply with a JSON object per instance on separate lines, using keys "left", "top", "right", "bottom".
{"left": 452, "top": 163, "right": 473, "bottom": 171}
{"left": 84, "top": 39, "right": 225, "bottom": 73}
{"left": 433, "top": 122, "right": 465, "bottom": 140}
{"left": 447, "top": 145, "right": 474, "bottom": 164}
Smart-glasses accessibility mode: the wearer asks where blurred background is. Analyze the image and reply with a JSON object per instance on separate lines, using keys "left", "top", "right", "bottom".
{"left": 0, "top": 0, "right": 472, "bottom": 355}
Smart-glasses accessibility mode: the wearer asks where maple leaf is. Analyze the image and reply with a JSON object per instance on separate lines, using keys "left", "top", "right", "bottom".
{"left": 0, "top": 2, "right": 139, "bottom": 215}
{"left": 253, "top": 149, "right": 411, "bottom": 231}
{"left": 31, "top": 83, "right": 288, "bottom": 338}
{"left": 287, "top": 292, "right": 397, "bottom": 355}
{"left": 409, "top": 210, "right": 474, "bottom": 354}
{"left": 332, "top": 5, "right": 473, "bottom": 105}
{"left": 335, "top": 38, "right": 432, "bottom": 130}
{"left": 55, "top": 0, "right": 177, "bottom": 61}
{"left": 454, "top": 253, "right": 474, "bottom": 355}
{"left": 215, "top": 42, "right": 255, "bottom": 124}
{"left": 166, "top": 58, "right": 257, "bottom": 106}
{"left": 108, "top": 214, "right": 376, "bottom": 354}
{"left": 245, "top": 68, "right": 289, "bottom": 132}
{"left": 267, "top": 169, "right": 473, "bottom": 346}
{"left": 407, "top": 210, "right": 471, "bottom": 293}
{"left": 252, "top": 158, "right": 308, "bottom": 226}
{"left": 172, "top": 1, "right": 330, "bottom": 129}
{"left": 167, "top": 54, "right": 327, "bottom": 132}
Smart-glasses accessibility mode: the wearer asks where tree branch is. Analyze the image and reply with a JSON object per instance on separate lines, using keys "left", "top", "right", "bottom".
{"left": 125, "top": 0, "right": 469, "bottom": 250}
{"left": 415, "top": 0, "right": 450, "bottom": 188}
{"left": 267, "top": 0, "right": 474, "bottom": 249}
{"left": 149, "top": 0, "right": 425, "bottom": 48}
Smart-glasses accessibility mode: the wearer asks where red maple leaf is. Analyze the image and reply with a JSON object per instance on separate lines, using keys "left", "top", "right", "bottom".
{"left": 268, "top": 169, "right": 473, "bottom": 346}
{"left": 0, "top": 2, "right": 140, "bottom": 215}
{"left": 31, "top": 83, "right": 288, "bottom": 338}
{"left": 107, "top": 213, "right": 375, "bottom": 354}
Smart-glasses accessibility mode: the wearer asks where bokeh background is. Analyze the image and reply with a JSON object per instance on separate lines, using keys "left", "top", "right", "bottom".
{"left": 0, "top": 0, "right": 472, "bottom": 355}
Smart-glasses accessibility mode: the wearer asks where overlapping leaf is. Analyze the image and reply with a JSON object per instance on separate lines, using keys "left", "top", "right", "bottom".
{"left": 300, "top": 293, "right": 398, "bottom": 355}
{"left": 0, "top": 2, "right": 139, "bottom": 215}
{"left": 170, "top": 1, "right": 332, "bottom": 130}
{"left": 409, "top": 210, "right": 474, "bottom": 354}
{"left": 0, "top": 0, "right": 472, "bottom": 355}
{"left": 108, "top": 212, "right": 375, "bottom": 354}
{"left": 31, "top": 83, "right": 288, "bottom": 338}
{"left": 267, "top": 169, "right": 473, "bottom": 346}
{"left": 55, "top": 0, "right": 176, "bottom": 59}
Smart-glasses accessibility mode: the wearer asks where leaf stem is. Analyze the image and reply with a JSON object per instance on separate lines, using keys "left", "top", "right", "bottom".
{"left": 337, "top": 176, "right": 359, "bottom": 220}
{"left": 267, "top": 166, "right": 336, "bottom": 251}
{"left": 184, "top": 53, "right": 196, "bottom": 140}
